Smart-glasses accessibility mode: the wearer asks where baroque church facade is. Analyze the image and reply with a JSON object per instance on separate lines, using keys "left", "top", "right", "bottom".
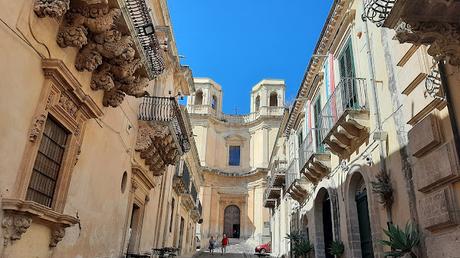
{"left": 187, "top": 78, "right": 285, "bottom": 243}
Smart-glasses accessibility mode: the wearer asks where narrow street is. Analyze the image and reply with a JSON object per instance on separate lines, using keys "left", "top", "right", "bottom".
{"left": 196, "top": 239, "right": 258, "bottom": 258}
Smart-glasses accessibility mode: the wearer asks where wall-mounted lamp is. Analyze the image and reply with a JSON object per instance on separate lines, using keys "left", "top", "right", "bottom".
{"left": 141, "top": 23, "right": 155, "bottom": 36}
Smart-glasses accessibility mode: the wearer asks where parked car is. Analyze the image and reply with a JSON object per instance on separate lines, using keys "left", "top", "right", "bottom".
{"left": 255, "top": 242, "right": 271, "bottom": 255}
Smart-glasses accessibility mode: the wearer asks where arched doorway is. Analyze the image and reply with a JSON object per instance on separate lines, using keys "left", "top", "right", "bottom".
{"left": 314, "top": 188, "right": 334, "bottom": 258}
{"left": 355, "top": 177, "right": 374, "bottom": 258}
{"left": 322, "top": 192, "right": 334, "bottom": 258}
{"left": 224, "top": 205, "right": 240, "bottom": 238}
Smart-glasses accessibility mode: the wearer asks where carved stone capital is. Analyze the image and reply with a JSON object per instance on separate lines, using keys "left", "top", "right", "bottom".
{"left": 395, "top": 21, "right": 460, "bottom": 66}
{"left": 49, "top": 226, "right": 65, "bottom": 247}
{"left": 2, "top": 213, "right": 32, "bottom": 246}
{"left": 29, "top": 114, "right": 47, "bottom": 142}
{"left": 34, "top": 0, "right": 70, "bottom": 18}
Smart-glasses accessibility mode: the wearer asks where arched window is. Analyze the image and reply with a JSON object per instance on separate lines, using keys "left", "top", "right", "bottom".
{"left": 269, "top": 92, "right": 278, "bottom": 106}
{"left": 255, "top": 95, "right": 260, "bottom": 111}
{"left": 194, "top": 90, "right": 203, "bottom": 105}
{"left": 212, "top": 95, "right": 217, "bottom": 110}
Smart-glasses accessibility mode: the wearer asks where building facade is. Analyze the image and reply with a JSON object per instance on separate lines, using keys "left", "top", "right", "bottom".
{"left": 0, "top": 0, "right": 202, "bottom": 257}
{"left": 265, "top": 0, "right": 460, "bottom": 257}
{"left": 187, "top": 78, "right": 285, "bottom": 244}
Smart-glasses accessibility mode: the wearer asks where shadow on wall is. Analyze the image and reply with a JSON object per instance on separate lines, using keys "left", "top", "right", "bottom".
{"left": 295, "top": 113, "right": 456, "bottom": 258}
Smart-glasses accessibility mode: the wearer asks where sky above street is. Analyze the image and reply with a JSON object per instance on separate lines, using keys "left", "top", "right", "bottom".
{"left": 169, "top": 0, "right": 333, "bottom": 114}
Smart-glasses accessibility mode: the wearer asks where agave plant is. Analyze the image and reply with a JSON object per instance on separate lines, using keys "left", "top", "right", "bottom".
{"left": 286, "top": 232, "right": 314, "bottom": 258}
{"left": 293, "top": 239, "right": 314, "bottom": 257}
{"left": 379, "top": 222, "right": 420, "bottom": 258}
{"left": 371, "top": 170, "right": 394, "bottom": 209}
{"left": 329, "top": 240, "right": 344, "bottom": 257}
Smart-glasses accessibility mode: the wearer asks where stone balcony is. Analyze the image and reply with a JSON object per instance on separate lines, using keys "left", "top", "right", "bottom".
{"left": 285, "top": 159, "right": 310, "bottom": 203}
{"left": 136, "top": 97, "right": 190, "bottom": 176}
{"left": 299, "top": 129, "right": 331, "bottom": 185}
{"left": 320, "top": 78, "right": 370, "bottom": 159}
{"left": 263, "top": 160, "right": 287, "bottom": 208}
{"left": 33, "top": 0, "right": 169, "bottom": 107}
{"left": 173, "top": 161, "right": 191, "bottom": 194}
{"left": 362, "top": 0, "right": 460, "bottom": 66}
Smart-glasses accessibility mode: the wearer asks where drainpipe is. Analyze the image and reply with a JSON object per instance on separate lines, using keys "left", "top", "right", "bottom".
{"left": 362, "top": 7, "right": 392, "bottom": 224}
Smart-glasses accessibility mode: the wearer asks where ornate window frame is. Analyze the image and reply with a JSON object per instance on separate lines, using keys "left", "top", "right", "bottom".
{"left": 2, "top": 59, "right": 102, "bottom": 247}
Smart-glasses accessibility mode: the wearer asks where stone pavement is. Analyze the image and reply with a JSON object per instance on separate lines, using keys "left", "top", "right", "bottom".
{"left": 195, "top": 238, "right": 260, "bottom": 258}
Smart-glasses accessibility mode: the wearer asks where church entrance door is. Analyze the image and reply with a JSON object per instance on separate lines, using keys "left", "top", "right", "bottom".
{"left": 224, "top": 205, "right": 240, "bottom": 238}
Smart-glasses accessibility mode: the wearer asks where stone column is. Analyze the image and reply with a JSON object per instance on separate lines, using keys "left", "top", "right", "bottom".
{"left": 262, "top": 126, "right": 270, "bottom": 167}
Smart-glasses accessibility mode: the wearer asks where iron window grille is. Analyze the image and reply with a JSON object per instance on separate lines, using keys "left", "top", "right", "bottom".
{"left": 26, "top": 117, "right": 69, "bottom": 208}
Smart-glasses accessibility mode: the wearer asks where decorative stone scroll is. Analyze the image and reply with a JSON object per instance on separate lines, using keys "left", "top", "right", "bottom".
{"left": 36, "top": 2, "right": 160, "bottom": 108}
{"left": 135, "top": 122, "right": 181, "bottom": 176}
{"left": 395, "top": 21, "right": 460, "bottom": 66}
{"left": 49, "top": 226, "right": 66, "bottom": 247}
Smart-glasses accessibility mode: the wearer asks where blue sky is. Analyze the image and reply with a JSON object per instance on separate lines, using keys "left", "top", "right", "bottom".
{"left": 169, "top": 0, "right": 333, "bottom": 114}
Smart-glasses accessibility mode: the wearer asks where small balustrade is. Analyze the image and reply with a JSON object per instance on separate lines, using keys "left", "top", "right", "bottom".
{"left": 187, "top": 105, "right": 285, "bottom": 124}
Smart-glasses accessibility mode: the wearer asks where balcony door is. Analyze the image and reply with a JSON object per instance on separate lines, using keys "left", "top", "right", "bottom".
{"left": 338, "top": 40, "right": 357, "bottom": 110}
{"left": 313, "top": 96, "right": 324, "bottom": 152}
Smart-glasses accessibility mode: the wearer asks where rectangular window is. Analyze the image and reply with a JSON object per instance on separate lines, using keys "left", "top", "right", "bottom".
{"left": 228, "top": 146, "right": 241, "bottom": 166}
{"left": 26, "top": 117, "right": 68, "bottom": 207}
{"left": 169, "top": 198, "right": 175, "bottom": 232}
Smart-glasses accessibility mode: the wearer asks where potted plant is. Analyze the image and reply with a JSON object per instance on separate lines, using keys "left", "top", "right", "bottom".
{"left": 379, "top": 222, "right": 421, "bottom": 258}
{"left": 329, "top": 240, "right": 344, "bottom": 258}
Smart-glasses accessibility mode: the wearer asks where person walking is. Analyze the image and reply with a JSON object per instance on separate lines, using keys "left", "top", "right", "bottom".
{"left": 209, "top": 236, "right": 216, "bottom": 255}
{"left": 221, "top": 233, "right": 229, "bottom": 255}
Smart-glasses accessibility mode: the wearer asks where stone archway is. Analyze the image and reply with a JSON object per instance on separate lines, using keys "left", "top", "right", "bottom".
{"left": 314, "top": 188, "right": 336, "bottom": 258}
{"left": 224, "top": 205, "right": 240, "bottom": 238}
{"left": 344, "top": 169, "right": 382, "bottom": 258}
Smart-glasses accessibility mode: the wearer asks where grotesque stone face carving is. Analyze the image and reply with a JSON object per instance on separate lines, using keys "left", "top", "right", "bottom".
{"left": 34, "top": 0, "right": 70, "bottom": 18}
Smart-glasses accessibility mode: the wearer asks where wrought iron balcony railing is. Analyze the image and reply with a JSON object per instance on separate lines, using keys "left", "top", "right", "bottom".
{"left": 320, "top": 78, "right": 368, "bottom": 143}
{"left": 362, "top": 0, "right": 396, "bottom": 27}
{"left": 285, "top": 158, "right": 299, "bottom": 191}
{"left": 139, "top": 96, "right": 190, "bottom": 153}
{"left": 123, "top": 0, "right": 165, "bottom": 77}
{"left": 299, "top": 128, "right": 327, "bottom": 170}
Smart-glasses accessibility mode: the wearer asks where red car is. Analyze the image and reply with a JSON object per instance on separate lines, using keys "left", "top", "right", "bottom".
{"left": 255, "top": 242, "right": 271, "bottom": 254}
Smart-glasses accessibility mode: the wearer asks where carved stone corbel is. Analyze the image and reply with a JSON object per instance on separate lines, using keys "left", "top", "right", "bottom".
{"left": 2, "top": 213, "right": 32, "bottom": 246}
{"left": 117, "top": 77, "right": 149, "bottom": 98}
{"left": 29, "top": 114, "right": 47, "bottom": 142}
{"left": 102, "top": 87, "right": 125, "bottom": 107}
{"left": 395, "top": 21, "right": 460, "bottom": 66}
{"left": 91, "top": 64, "right": 115, "bottom": 91}
{"left": 57, "top": 25, "right": 88, "bottom": 48}
{"left": 34, "top": 0, "right": 70, "bottom": 18}
{"left": 49, "top": 226, "right": 66, "bottom": 247}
